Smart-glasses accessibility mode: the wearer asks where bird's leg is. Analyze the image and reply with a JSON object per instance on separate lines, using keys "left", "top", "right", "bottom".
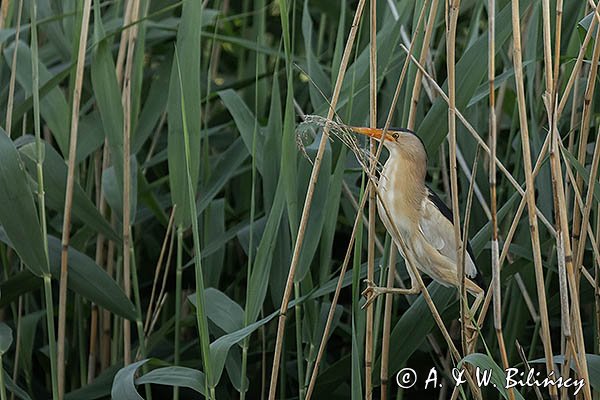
{"left": 361, "top": 279, "right": 420, "bottom": 310}
{"left": 463, "top": 283, "right": 484, "bottom": 349}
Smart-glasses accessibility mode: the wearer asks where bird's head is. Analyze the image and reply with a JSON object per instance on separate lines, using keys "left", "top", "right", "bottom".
{"left": 351, "top": 126, "right": 427, "bottom": 165}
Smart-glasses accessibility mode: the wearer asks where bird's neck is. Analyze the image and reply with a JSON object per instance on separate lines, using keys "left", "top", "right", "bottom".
{"left": 381, "top": 149, "right": 427, "bottom": 221}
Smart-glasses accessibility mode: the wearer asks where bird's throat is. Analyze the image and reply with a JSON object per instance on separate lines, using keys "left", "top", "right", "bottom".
{"left": 379, "top": 152, "right": 426, "bottom": 228}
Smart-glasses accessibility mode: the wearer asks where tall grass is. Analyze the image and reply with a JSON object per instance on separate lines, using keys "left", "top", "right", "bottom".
{"left": 0, "top": 1, "right": 600, "bottom": 399}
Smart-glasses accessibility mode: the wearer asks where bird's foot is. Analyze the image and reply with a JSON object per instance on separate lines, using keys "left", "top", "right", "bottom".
{"left": 361, "top": 279, "right": 383, "bottom": 310}
{"left": 459, "top": 314, "right": 480, "bottom": 350}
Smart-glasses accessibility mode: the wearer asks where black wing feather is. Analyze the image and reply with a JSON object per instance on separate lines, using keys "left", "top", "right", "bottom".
{"left": 426, "top": 186, "right": 484, "bottom": 288}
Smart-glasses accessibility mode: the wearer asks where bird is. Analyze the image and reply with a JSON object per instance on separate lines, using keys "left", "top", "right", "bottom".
{"left": 350, "top": 126, "right": 484, "bottom": 324}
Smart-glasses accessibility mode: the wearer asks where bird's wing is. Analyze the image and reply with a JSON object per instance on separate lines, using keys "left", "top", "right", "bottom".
{"left": 418, "top": 188, "right": 479, "bottom": 279}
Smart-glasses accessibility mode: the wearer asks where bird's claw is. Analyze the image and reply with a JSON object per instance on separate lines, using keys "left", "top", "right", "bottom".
{"left": 459, "top": 314, "right": 480, "bottom": 350}
{"left": 361, "top": 279, "right": 380, "bottom": 310}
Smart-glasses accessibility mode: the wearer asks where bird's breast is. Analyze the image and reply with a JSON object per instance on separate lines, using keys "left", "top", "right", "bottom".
{"left": 377, "top": 161, "right": 417, "bottom": 238}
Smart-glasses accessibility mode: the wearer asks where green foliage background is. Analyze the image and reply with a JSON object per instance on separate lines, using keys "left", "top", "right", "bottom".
{"left": 0, "top": 0, "right": 599, "bottom": 399}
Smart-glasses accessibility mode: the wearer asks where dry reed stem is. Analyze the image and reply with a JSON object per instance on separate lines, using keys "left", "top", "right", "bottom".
{"left": 486, "top": 4, "right": 511, "bottom": 396}
{"left": 561, "top": 147, "right": 600, "bottom": 289}
{"left": 115, "top": 0, "right": 133, "bottom": 85}
{"left": 56, "top": 1, "right": 92, "bottom": 397}
{"left": 516, "top": 341, "right": 545, "bottom": 400}
{"left": 365, "top": 0, "right": 377, "bottom": 396}
{"left": 555, "top": 140, "right": 595, "bottom": 400}
{"left": 539, "top": 0, "right": 577, "bottom": 394}
{"left": 461, "top": 147, "right": 478, "bottom": 353}
{"left": 546, "top": 97, "right": 576, "bottom": 400}
{"left": 304, "top": 189, "right": 368, "bottom": 400}
{"left": 0, "top": 0, "right": 8, "bottom": 29}
{"left": 92, "top": 151, "right": 107, "bottom": 377}
{"left": 544, "top": 0, "right": 594, "bottom": 395}
{"left": 399, "top": 44, "right": 557, "bottom": 236}
{"left": 154, "top": 225, "right": 176, "bottom": 329}
{"left": 87, "top": 305, "right": 98, "bottom": 383}
{"left": 121, "top": 0, "right": 141, "bottom": 366}
{"left": 103, "top": 4, "right": 134, "bottom": 367}
{"left": 456, "top": 147, "right": 492, "bottom": 220}
{"left": 478, "top": 132, "right": 555, "bottom": 329}
{"left": 557, "top": 1, "right": 600, "bottom": 117}
{"left": 445, "top": 0, "right": 466, "bottom": 351}
{"left": 541, "top": 0, "right": 553, "bottom": 91}
{"left": 510, "top": 2, "right": 557, "bottom": 398}
{"left": 552, "top": 0, "right": 563, "bottom": 96}
{"left": 102, "top": 214, "right": 116, "bottom": 370}
{"left": 407, "top": 0, "right": 439, "bottom": 130}
{"left": 560, "top": 144, "right": 600, "bottom": 271}
{"left": 572, "top": 8, "right": 600, "bottom": 266}
{"left": 488, "top": 0, "right": 500, "bottom": 331}
{"left": 267, "top": 1, "right": 368, "bottom": 398}
{"left": 448, "top": 149, "right": 482, "bottom": 400}
{"left": 597, "top": 226, "right": 600, "bottom": 400}
{"left": 144, "top": 207, "right": 176, "bottom": 333}
{"left": 379, "top": 249, "right": 396, "bottom": 400}
{"left": 4, "top": 0, "right": 23, "bottom": 136}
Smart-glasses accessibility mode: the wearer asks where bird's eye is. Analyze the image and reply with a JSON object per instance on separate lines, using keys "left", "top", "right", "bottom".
{"left": 392, "top": 132, "right": 399, "bottom": 140}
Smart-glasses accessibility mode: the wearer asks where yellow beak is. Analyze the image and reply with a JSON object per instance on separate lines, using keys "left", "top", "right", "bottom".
{"left": 351, "top": 127, "right": 395, "bottom": 142}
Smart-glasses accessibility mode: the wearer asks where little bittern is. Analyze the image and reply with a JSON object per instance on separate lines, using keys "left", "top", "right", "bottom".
{"left": 352, "top": 127, "right": 484, "bottom": 319}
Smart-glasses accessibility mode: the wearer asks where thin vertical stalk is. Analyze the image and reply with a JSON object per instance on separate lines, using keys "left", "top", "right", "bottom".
{"left": 557, "top": 1, "right": 600, "bottom": 117}
{"left": 101, "top": 204, "right": 116, "bottom": 371}
{"left": 445, "top": 0, "right": 466, "bottom": 354}
{"left": 56, "top": 1, "right": 92, "bottom": 397}
{"left": 30, "top": 1, "right": 58, "bottom": 397}
{"left": 267, "top": 1, "right": 368, "bottom": 398}
{"left": 572, "top": 8, "right": 600, "bottom": 262}
{"left": 293, "top": 283, "right": 305, "bottom": 398}
{"left": 144, "top": 207, "right": 176, "bottom": 334}
{"left": 87, "top": 305, "right": 98, "bottom": 383}
{"left": 175, "top": 50, "right": 214, "bottom": 399}
{"left": 541, "top": 0, "right": 553, "bottom": 91}
{"left": 510, "top": 2, "right": 557, "bottom": 398}
{"left": 596, "top": 211, "right": 600, "bottom": 400}
{"left": 379, "top": 249, "right": 396, "bottom": 400}
{"left": 0, "top": 0, "right": 9, "bottom": 28}
{"left": 121, "top": 0, "right": 141, "bottom": 367}
{"left": 240, "top": 46, "right": 261, "bottom": 398}
{"left": 115, "top": 0, "right": 133, "bottom": 85}
{"left": 552, "top": 0, "right": 563, "bottom": 95}
{"left": 5, "top": 0, "right": 23, "bottom": 136}
{"left": 408, "top": 0, "right": 439, "bottom": 130}
{"left": 365, "top": 0, "right": 377, "bottom": 397}
{"left": 10, "top": 292, "right": 23, "bottom": 400}
{"left": 173, "top": 227, "right": 183, "bottom": 400}
{"left": 487, "top": 1, "right": 511, "bottom": 396}
{"left": 545, "top": 2, "right": 593, "bottom": 398}
{"left": 6, "top": 4, "right": 24, "bottom": 395}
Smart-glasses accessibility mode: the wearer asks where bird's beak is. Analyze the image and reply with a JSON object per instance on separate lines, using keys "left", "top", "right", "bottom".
{"left": 351, "top": 127, "right": 395, "bottom": 142}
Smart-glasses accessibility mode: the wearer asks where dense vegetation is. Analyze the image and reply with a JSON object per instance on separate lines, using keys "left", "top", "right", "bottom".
{"left": 0, "top": 0, "right": 599, "bottom": 399}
